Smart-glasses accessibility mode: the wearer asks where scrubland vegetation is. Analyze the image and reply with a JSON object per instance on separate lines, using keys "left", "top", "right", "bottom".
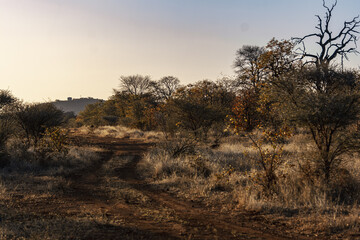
{"left": 76, "top": 1, "right": 360, "bottom": 236}
{"left": 0, "top": 96, "right": 103, "bottom": 238}
{"left": 0, "top": 1, "right": 360, "bottom": 239}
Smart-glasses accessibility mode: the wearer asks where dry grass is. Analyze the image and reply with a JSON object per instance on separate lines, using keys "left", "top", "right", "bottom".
{"left": 0, "top": 137, "right": 107, "bottom": 239}
{"left": 3, "top": 137, "right": 99, "bottom": 175}
{"left": 1, "top": 125, "right": 359, "bottom": 238}
{"left": 138, "top": 133, "right": 360, "bottom": 237}
{"left": 0, "top": 133, "right": 175, "bottom": 239}
{"left": 74, "top": 125, "right": 163, "bottom": 141}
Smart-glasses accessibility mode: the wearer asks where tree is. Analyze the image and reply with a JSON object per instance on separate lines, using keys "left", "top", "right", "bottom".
{"left": 278, "top": 67, "right": 360, "bottom": 183}
{"left": 0, "top": 90, "right": 16, "bottom": 149}
{"left": 229, "top": 84, "right": 292, "bottom": 195}
{"left": 259, "top": 38, "right": 295, "bottom": 80}
{"left": 232, "top": 45, "right": 270, "bottom": 131}
{"left": 119, "top": 75, "right": 152, "bottom": 95}
{"left": 0, "top": 90, "right": 14, "bottom": 109}
{"left": 293, "top": 0, "right": 360, "bottom": 71}
{"left": 152, "top": 76, "right": 180, "bottom": 101}
{"left": 256, "top": 39, "right": 298, "bottom": 131}
{"left": 16, "top": 103, "right": 64, "bottom": 147}
{"left": 276, "top": 1, "right": 360, "bottom": 184}
{"left": 231, "top": 89, "right": 259, "bottom": 132}
{"left": 230, "top": 42, "right": 295, "bottom": 190}
{"left": 169, "top": 80, "right": 234, "bottom": 140}
{"left": 216, "top": 76, "right": 239, "bottom": 94}
{"left": 76, "top": 102, "right": 106, "bottom": 127}
{"left": 234, "top": 45, "right": 265, "bottom": 92}
{"left": 125, "top": 93, "right": 157, "bottom": 130}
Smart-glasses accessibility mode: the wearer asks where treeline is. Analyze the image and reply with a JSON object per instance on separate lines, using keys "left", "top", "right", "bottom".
{"left": 77, "top": 75, "right": 235, "bottom": 140}
{"left": 77, "top": 8, "right": 360, "bottom": 191}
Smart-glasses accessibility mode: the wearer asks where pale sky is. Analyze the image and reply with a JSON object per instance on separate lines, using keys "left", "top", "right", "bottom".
{"left": 1, "top": 0, "right": 360, "bottom": 102}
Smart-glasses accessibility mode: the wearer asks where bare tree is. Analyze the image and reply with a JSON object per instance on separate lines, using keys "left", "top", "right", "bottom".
{"left": 294, "top": 0, "right": 360, "bottom": 70}
{"left": 119, "top": 75, "right": 152, "bottom": 95}
{"left": 153, "top": 76, "right": 180, "bottom": 101}
{"left": 216, "top": 76, "right": 239, "bottom": 94}
{"left": 275, "top": 0, "right": 360, "bottom": 184}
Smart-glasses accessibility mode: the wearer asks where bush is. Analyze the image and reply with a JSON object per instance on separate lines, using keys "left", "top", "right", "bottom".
{"left": 39, "top": 127, "right": 69, "bottom": 153}
{"left": 156, "top": 134, "right": 197, "bottom": 158}
{"left": 167, "top": 80, "right": 235, "bottom": 141}
{"left": 0, "top": 90, "right": 16, "bottom": 150}
{"left": 16, "top": 103, "right": 64, "bottom": 147}
{"left": 0, "top": 114, "right": 15, "bottom": 150}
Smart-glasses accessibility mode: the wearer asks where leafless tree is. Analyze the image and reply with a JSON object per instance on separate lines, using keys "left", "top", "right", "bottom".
{"left": 216, "top": 76, "right": 239, "bottom": 94}
{"left": 119, "top": 75, "right": 152, "bottom": 95}
{"left": 278, "top": 0, "right": 360, "bottom": 184}
{"left": 153, "top": 76, "right": 180, "bottom": 101}
{"left": 294, "top": 0, "right": 360, "bottom": 70}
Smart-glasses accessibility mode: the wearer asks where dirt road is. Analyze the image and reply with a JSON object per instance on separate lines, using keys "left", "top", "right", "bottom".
{"left": 55, "top": 134, "right": 311, "bottom": 240}
{"left": 6, "top": 135, "right": 311, "bottom": 239}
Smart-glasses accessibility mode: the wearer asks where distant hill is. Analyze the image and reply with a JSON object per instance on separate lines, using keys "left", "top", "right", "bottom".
{"left": 52, "top": 97, "right": 104, "bottom": 115}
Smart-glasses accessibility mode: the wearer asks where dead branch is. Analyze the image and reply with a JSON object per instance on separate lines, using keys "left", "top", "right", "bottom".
{"left": 293, "top": 0, "right": 360, "bottom": 69}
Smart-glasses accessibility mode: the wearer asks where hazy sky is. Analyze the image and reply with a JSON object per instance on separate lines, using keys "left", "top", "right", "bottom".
{"left": 1, "top": 0, "right": 360, "bottom": 102}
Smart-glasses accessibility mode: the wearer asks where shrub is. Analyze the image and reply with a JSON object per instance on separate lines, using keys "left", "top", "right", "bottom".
{"left": 16, "top": 103, "right": 64, "bottom": 147}
{"left": 167, "top": 80, "right": 234, "bottom": 141}
{"left": 40, "top": 127, "right": 69, "bottom": 153}
{"left": 0, "top": 90, "right": 16, "bottom": 149}
{"left": 0, "top": 114, "right": 14, "bottom": 150}
{"left": 156, "top": 134, "right": 197, "bottom": 158}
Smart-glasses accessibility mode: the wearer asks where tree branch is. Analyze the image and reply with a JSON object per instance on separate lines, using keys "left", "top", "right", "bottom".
{"left": 293, "top": 0, "right": 359, "bottom": 69}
